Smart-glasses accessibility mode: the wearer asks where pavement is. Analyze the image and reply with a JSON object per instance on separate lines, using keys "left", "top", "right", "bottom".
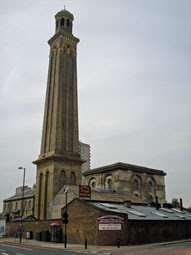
{"left": 0, "top": 237, "right": 191, "bottom": 252}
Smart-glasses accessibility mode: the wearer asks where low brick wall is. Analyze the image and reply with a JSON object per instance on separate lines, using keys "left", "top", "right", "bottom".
{"left": 128, "top": 220, "right": 191, "bottom": 244}
{"left": 7, "top": 219, "right": 61, "bottom": 240}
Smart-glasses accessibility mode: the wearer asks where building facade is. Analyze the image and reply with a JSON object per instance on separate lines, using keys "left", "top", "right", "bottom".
{"left": 84, "top": 162, "right": 166, "bottom": 204}
{"left": 3, "top": 186, "right": 35, "bottom": 220}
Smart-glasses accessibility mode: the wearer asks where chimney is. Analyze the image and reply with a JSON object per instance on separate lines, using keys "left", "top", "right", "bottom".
{"left": 155, "top": 196, "right": 159, "bottom": 210}
{"left": 180, "top": 198, "right": 183, "bottom": 211}
{"left": 123, "top": 200, "right": 131, "bottom": 208}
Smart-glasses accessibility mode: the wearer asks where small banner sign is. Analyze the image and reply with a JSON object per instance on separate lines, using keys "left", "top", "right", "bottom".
{"left": 79, "top": 185, "right": 91, "bottom": 198}
{"left": 98, "top": 215, "right": 125, "bottom": 224}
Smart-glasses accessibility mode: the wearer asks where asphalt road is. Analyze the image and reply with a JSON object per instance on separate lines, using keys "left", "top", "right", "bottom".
{"left": 0, "top": 241, "right": 191, "bottom": 255}
{"left": 90, "top": 242, "right": 191, "bottom": 255}
{"left": 0, "top": 243, "right": 82, "bottom": 255}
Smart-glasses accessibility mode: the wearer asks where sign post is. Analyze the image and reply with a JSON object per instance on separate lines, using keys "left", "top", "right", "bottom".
{"left": 0, "top": 220, "right": 6, "bottom": 237}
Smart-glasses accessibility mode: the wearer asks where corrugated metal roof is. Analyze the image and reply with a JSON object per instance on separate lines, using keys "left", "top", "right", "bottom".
{"left": 90, "top": 202, "right": 191, "bottom": 221}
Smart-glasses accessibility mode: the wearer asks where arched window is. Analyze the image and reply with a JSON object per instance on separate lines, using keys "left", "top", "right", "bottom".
{"left": 44, "top": 171, "right": 49, "bottom": 219}
{"left": 38, "top": 173, "right": 43, "bottom": 219}
{"left": 25, "top": 201, "right": 27, "bottom": 211}
{"left": 133, "top": 180, "right": 139, "bottom": 191}
{"left": 108, "top": 179, "right": 112, "bottom": 189}
{"left": 104, "top": 175, "right": 114, "bottom": 190}
{"left": 67, "top": 19, "right": 70, "bottom": 26}
{"left": 70, "top": 172, "right": 76, "bottom": 185}
{"left": 60, "top": 170, "right": 67, "bottom": 189}
{"left": 148, "top": 182, "right": 153, "bottom": 192}
{"left": 149, "top": 195, "right": 153, "bottom": 203}
{"left": 61, "top": 18, "right": 65, "bottom": 26}
{"left": 89, "top": 178, "right": 97, "bottom": 188}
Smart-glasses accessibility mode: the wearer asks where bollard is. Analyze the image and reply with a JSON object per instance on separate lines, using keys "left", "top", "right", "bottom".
{"left": 85, "top": 238, "right": 87, "bottom": 249}
{"left": 117, "top": 238, "right": 120, "bottom": 248}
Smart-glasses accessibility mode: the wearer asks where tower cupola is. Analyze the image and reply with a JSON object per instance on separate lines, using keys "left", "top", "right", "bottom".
{"left": 55, "top": 9, "right": 74, "bottom": 34}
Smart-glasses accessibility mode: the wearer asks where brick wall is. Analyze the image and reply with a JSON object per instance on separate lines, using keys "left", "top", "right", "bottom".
{"left": 7, "top": 219, "right": 61, "bottom": 239}
{"left": 128, "top": 220, "right": 191, "bottom": 244}
{"left": 62, "top": 199, "right": 128, "bottom": 245}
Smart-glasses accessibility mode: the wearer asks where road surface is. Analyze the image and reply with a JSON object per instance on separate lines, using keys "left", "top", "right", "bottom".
{"left": 0, "top": 241, "right": 191, "bottom": 255}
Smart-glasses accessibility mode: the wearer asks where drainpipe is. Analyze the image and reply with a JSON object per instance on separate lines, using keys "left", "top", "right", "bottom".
{"left": 180, "top": 198, "right": 183, "bottom": 211}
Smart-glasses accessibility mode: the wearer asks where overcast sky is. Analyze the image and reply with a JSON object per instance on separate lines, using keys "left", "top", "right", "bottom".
{"left": 0, "top": 0, "right": 190, "bottom": 211}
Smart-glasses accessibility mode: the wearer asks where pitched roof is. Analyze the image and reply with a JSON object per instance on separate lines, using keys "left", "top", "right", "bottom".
{"left": 3, "top": 188, "right": 35, "bottom": 202}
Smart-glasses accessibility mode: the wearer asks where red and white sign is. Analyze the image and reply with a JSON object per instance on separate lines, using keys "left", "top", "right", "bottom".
{"left": 98, "top": 215, "right": 124, "bottom": 224}
{"left": 98, "top": 215, "right": 124, "bottom": 231}
{"left": 99, "top": 224, "right": 121, "bottom": 230}
{"left": 79, "top": 185, "right": 91, "bottom": 198}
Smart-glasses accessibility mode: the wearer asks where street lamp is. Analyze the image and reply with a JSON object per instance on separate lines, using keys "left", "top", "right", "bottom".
{"left": 63, "top": 187, "right": 69, "bottom": 248}
{"left": 18, "top": 167, "right": 26, "bottom": 243}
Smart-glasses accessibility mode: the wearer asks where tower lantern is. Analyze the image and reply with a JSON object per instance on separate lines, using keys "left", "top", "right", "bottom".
{"left": 55, "top": 9, "right": 74, "bottom": 34}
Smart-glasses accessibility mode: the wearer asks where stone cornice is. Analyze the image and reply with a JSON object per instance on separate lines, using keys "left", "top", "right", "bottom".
{"left": 33, "top": 152, "right": 85, "bottom": 166}
{"left": 48, "top": 31, "right": 79, "bottom": 46}
{"left": 83, "top": 162, "right": 166, "bottom": 177}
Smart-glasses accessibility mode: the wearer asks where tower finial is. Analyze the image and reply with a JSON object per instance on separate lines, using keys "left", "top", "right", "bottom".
{"left": 64, "top": 5, "right": 66, "bottom": 10}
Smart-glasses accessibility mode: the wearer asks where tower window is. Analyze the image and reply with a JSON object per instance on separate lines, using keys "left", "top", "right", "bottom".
{"left": 67, "top": 19, "right": 70, "bottom": 27}
{"left": 61, "top": 18, "right": 65, "bottom": 26}
{"left": 60, "top": 170, "right": 67, "bottom": 189}
{"left": 70, "top": 172, "right": 76, "bottom": 185}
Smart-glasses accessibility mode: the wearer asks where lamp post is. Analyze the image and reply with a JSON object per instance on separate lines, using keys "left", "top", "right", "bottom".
{"left": 63, "top": 187, "right": 69, "bottom": 248}
{"left": 18, "top": 167, "right": 26, "bottom": 243}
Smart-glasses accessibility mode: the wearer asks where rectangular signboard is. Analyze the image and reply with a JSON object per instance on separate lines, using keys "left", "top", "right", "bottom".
{"left": 79, "top": 185, "right": 91, "bottom": 198}
{"left": 99, "top": 224, "right": 121, "bottom": 230}
{"left": 0, "top": 220, "right": 6, "bottom": 237}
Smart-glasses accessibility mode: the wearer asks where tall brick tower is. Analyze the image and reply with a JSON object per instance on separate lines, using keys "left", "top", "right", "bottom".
{"left": 33, "top": 9, "right": 83, "bottom": 220}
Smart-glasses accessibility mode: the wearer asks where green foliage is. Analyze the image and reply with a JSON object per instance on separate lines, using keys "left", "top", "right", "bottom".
{"left": 171, "top": 198, "right": 180, "bottom": 208}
